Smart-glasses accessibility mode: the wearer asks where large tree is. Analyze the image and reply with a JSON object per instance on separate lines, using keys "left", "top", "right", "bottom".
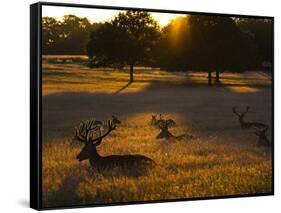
{"left": 158, "top": 15, "right": 257, "bottom": 84}
{"left": 187, "top": 15, "right": 258, "bottom": 84}
{"left": 87, "top": 11, "right": 160, "bottom": 82}
{"left": 235, "top": 18, "right": 273, "bottom": 68}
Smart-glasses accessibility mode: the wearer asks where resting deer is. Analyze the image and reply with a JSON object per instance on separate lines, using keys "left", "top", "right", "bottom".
{"left": 157, "top": 119, "right": 192, "bottom": 141}
{"left": 73, "top": 119, "right": 155, "bottom": 177}
{"left": 254, "top": 126, "right": 271, "bottom": 147}
{"left": 232, "top": 106, "right": 267, "bottom": 129}
{"left": 151, "top": 114, "right": 176, "bottom": 128}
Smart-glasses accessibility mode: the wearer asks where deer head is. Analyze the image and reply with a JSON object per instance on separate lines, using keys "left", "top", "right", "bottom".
{"left": 73, "top": 119, "right": 116, "bottom": 162}
{"left": 254, "top": 125, "right": 269, "bottom": 137}
{"left": 151, "top": 114, "right": 157, "bottom": 121}
{"left": 111, "top": 115, "right": 121, "bottom": 125}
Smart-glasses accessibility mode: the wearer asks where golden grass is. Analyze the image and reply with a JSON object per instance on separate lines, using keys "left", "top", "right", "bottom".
{"left": 43, "top": 113, "right": 272, "bottom": 207}
{"left": 42, "top": 57, "right": 272, "bottom": 207}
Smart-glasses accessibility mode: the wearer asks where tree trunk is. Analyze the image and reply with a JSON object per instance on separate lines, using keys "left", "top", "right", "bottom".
{"left": 208, "top": 71, "right": 212, "bottom": 85}
{"left": 129, "top": 64, "right": 134, "bottom": 83}
{"left": 215, "top": 71, "right": 220, "bottom": 83}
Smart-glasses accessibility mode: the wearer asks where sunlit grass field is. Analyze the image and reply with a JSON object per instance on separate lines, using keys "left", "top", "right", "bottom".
{"left": 42, "top": 55, "right": 272, "bottom": 207}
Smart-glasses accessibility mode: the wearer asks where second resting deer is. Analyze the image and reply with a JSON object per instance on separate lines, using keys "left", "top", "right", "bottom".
{"left": 151, "top": 114, "right": 176, "bottom": 128}
{"left": 73, "top": 119, "right": 156, "bottom": 177}
{"left": 254, "top": 125, "right": 271, "bottom": 147}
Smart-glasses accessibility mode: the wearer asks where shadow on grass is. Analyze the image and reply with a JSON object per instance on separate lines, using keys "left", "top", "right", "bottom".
{"left": 45, "top": 175, "right": 83, "bottom": 208}
{"left": 113, "top": 82, "right": 132, "bottom": 94}
{"left": 42, "top": 74, "right": 272, "bottom": 140}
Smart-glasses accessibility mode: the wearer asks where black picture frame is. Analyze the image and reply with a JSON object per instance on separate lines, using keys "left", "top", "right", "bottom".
{"left": 30, "top": 1, "right": 274, "bottom": 210}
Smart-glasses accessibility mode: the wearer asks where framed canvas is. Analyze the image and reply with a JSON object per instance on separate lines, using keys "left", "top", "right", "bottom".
{"left": 30, "top": 2, "right": 274, "bottom": 210}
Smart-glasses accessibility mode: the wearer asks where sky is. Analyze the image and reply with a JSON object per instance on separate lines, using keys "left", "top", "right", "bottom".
{"left": 42, "top": 5, "right": 185, "bottom": 27}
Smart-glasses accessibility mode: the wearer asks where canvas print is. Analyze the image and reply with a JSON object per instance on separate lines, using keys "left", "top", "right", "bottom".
{"left": 39, "top": 4, "right": 273, "bottom": 208}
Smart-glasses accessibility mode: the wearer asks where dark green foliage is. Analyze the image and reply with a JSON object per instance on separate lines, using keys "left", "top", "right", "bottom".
{"left": 236, "top": 18, "right": 273, "bottom": 67}
{"left": 86, "top": 11, "right": 161, "bottom": 82}
{"left": 157, "top": 15, "right": 261, "bottom": 82}
{"left": 42, "top": 15, "right": 101, "bottom": 54}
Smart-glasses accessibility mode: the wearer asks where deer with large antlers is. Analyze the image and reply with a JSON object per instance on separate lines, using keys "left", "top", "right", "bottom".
{"left": 232, "top": 106, "right": 267, "bottom": 129}
{"left": 73, "top": 119, "right": 155, "bottom": 177}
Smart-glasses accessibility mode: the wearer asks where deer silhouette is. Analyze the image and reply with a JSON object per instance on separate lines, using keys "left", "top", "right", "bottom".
{"left": 232, "top": 106, "right": 267, "bottom": 129}
{"left": 254, "top": 126, "right": 271, "bottom": 147}
{"left": 73, "top": 119, "right": 155, "bottom": 177}
{"left": 157, "top": 119, "right": 192, "bottom": 141}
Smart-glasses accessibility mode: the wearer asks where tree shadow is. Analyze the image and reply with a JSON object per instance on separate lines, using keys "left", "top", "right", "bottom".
{"left": 113, "top": 82, "right": 132, "bottom": 94}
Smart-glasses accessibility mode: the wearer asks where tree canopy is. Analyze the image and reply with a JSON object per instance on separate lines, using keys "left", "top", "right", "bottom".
{"left": 86, "top": 11, "right": 161, "bottom": 82}
{"left": 42, "top": 15, "right": 101, "bottom": 54}
{"left": 157, "top": 15, "right": 261, "bottom": 83}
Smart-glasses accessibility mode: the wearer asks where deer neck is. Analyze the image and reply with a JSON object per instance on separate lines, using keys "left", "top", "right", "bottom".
{"left": 89, "top": 146, "right": 102, "bottom": 166}
{"left": 239, "top": 117, "right": 246, "bottom": 126}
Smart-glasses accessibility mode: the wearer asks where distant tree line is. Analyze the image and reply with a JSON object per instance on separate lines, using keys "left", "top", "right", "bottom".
{"left": 42, "top": 12, "right": 273, "bottom": 83}
{"left": 42, "top": 15, "right": 102, "bottom": 54}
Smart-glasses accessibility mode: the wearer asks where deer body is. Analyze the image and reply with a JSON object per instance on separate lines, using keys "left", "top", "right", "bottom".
{"left": 256, "top": 135, "right": 271, "bottom": 147}
{"left": 86, "top": 149, "right": 154, "bottom": 176}
{"left": 74, "top": 118, "right": 155, "bottom": 177}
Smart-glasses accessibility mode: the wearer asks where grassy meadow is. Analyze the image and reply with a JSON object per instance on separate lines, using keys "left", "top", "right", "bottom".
{"left": 42, "top": 55, "right": 272, "bottom": 207}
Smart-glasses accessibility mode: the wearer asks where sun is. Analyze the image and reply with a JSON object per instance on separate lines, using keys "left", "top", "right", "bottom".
{"left": 151, "top": 12, "right": 186, "bottom": 27}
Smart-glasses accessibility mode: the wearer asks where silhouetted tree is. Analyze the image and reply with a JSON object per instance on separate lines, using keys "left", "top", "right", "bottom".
{"left": 87, "top": 11, "right": 160, "bottom": 82}
{"left": 155, "top": 17, "right": 190, "bottom": 71}
{"left": 235, "top": 18, "right": 273, "bottom": 70}
{"left": 158, "top": 15, "right": 258, "bottom": 84}
{"left": 42, "top": 15, "right": 101, "bottom": 54}
{"left": 187, "top": 15, "right": 258, "bottom": 84}
{"left": 42, "top": 17, "right": 61, "bottom": 54}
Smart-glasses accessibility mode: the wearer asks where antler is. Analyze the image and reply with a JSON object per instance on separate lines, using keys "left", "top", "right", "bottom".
{"left": 241, "top": 106, "right": 250, "bottom": 117}
{"left": 232, "top": 107, "right": 240, "bottom": 117}
{"left": 89, "top": 120, "right": 116, "bottom": 146}
{"left": 73, "top": 119, "right": 101, "bottom": 144}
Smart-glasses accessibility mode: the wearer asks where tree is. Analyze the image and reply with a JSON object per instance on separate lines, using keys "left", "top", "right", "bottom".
{"left": 187, "top": 15, "right": 257, "bottom": 84}
{"left": 57, "top": 15, "right": 92, "bottom": 54}
{"left": 42, "top": 17, "right": 60, "bottom": 54}
{"left": 87, "top": 11, "right": 160, "bottom": 82}
{"left": 42, "top": 15, "right": 100, "bottom": 54}
{"left": 156, "top": 16, "right": 190, "bottom": 71}
{"left": 158, "top": 15, "right": 257, "bottom": 84}
{"left": 235, "top": 18, "right": 273, "bottom": 69}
